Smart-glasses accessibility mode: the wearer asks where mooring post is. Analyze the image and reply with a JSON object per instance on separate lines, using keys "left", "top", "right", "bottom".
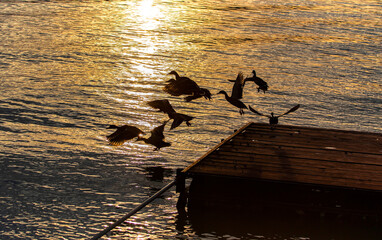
{"left": 176, "top": 168, "right": 186, "bottom": 193}
{"left": 176, "top": 168, "right": 188, "bottom": 214}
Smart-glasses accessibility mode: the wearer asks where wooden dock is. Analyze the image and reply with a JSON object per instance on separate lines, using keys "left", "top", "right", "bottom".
{"left": 178, "top": 122, "right": 382, "bottom": 237}
{"left": 183, "top": 122, "right": 382, "bottom": 192}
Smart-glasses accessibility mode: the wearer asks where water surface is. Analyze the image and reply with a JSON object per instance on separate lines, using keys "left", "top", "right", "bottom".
{"left": 0, "top": 0, "right": 381, "bottom": 239}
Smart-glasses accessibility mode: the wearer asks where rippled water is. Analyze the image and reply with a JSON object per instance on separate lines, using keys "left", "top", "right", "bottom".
{"left": 0, "top": 0, "right": 381, "bottom": 239}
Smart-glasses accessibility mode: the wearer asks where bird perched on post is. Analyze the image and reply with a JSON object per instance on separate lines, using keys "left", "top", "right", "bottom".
{"left": 164, "top": 71, "right": 212, "bottom": 102}
{"left": 248, "top": 104, "right": 300, "bottom": 125}
{"left": 244, "top": 70, "right": 268, "bottom": 93}
{"left": 218, "top": 72, "right": 248, "bottom": 115}
{"left": 147, "top": 99, "right": 194, "bottom": 130}
{"left": 106, "top": 125, "right": 144, "bottom": 146}
{"left": 137, "top": 121, "right": 171, "bottom": 151}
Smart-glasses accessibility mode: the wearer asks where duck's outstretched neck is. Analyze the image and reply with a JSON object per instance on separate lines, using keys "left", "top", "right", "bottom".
{"left": 217, "top": 90, "right": 229, "bottom": 100}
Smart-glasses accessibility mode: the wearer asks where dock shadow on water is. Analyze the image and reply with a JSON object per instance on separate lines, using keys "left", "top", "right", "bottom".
{"left": 143, "top": 166, "right": 173, "bottom": 182}
{"left": 179, "top": 176, "right": 382, "bottom": 240}
{"left": 184, "top": 207, "right": 381, "bottom": 240}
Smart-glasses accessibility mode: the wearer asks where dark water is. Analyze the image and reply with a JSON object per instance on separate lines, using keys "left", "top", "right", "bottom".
{"left": 0, "top": 0, "right": 381, "bottom": 239}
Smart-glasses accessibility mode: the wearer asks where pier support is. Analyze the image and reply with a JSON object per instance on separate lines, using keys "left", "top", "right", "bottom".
{"left": 176, "top": 169, "right": 188, "bottom": 214}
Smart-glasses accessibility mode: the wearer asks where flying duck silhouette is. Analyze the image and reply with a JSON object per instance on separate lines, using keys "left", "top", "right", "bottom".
{"left": 218, "top": 72, "right": 248, "bottom": 115}
{"left": 249, "top": 104, "right": 300, "bottom": 124}
{"left": 106, "top": 125, "right": 144, "bottom": 146}
{"left": 137, "top": 120, "right": 171, "bottom": 151}
{"left": 147, "top": 99, "right": 194, "bottom": 130}
{"left": 244, "top": 70, "right": 268, "bottom": 93}
{"left": 164, "top": 71, "right": 212, "bottom": 102}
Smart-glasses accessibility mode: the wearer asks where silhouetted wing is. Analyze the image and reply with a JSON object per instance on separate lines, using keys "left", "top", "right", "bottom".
{"left": 170, "top": 118, "right": 184, "bottom": 130}
{"left": 277, "top": 104, "right": 300, "bottom": 117}
{"left": 147, "top": 99, "right": 175, "bottom": 114}
{"left": 107, "top": 129, "right": 127, "bottom": 146}
{"left": 163, "top": 78, "right": 199, "bottom": 96}
{"left": 248, "top": 105, "right": 268, "bottom": 117}
{"left": 180, "top": 78, "right": 200, "bottom": 91}
{"left": 231, "top": 72, "right": 244, "bottom": 99}
{"left": 163, "top": 80, "right": 183, "bottom": 96}
{"left": 107, "top": 126, "right": 143, "bottom": 146}
{"left": 163, "top": 86, "right": 183, "bottom": 96}
{"left": 151, "top": 121, "right": 168, "bottom": 140}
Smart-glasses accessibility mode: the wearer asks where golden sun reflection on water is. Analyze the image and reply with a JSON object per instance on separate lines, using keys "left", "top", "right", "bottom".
{"left": 137, "top": 0, "right": 162, "bottom": 20}
{"left": 114, "top": 0, "right": 173, "bottom": 102}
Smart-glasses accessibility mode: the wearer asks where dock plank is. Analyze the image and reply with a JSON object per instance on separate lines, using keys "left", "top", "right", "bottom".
{"left": 185, "top": 122, "right": 382, "bottom": 191}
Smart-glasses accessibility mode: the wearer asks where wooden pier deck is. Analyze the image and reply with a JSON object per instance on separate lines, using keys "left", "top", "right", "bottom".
{"left": 179, "top": 123, "right": 382, "bottom": 238}
{"left": 184, "top": 122, "right": 382, "bottom": 191}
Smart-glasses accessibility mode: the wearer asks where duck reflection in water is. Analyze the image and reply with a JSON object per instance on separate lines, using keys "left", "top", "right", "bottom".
{"left": 143, "top": 166, "right": 172, "bottom": 182}
{"left": 136, "top": 120, "right": 171, "bottom": 151}
{"left": 147, "top": 99, "right": 194, "bottom": 130}
{"left": 106, "top": 125, "right": 144, "bottom": 146}
{"left": 249, "top": 104, "right": 300, "bottom": 125}
{"left": 218, "top": 72, "right": 248, "bottom": 115}
{"left": 164, "top": 71, "right": 212, "bottom": 102}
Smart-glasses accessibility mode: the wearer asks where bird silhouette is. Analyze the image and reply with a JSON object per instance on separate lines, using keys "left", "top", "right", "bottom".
{"left": 147, "top": 99, "right": 194, "bottom": 130}
{"left": 164, "top": 71, "right": 212, "bottom": 102}
{"left": 249, "top": 104, "right": 300, "bottom": 124}
{"left": 184, "top": 88, "right": 212, "bottom": 102}
{"left": 244, "top": 70, "right": 268, "bottom": 93}
{"left": 106, "top": 125, "right": 144, "bottom": 146}
{"left": 218, "top": 72, "right": 248, "bottom": 115}
{"left": 137, "top": 121, "right": 171, "bottom": 151}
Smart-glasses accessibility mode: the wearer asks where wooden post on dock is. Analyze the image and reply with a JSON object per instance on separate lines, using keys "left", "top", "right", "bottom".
{"left": 176, "top": 168, "right": 188, "bottom": 215}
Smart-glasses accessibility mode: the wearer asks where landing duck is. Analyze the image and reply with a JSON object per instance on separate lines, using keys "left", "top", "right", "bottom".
{"left": 137, "top": 121, "right": 171, "bottom": 151}
{"left": 164, "top": 71, "right": 212, "bottom": 102}
{"left": 147, "top": 99, "right": 194, "bottom": 130}
{"left": 249, "top": 104, "right": 300, "bottom": 124}
{"left": 244, "top": 70, "right": 268, "bottom": 93}
{"left": 218, "top": 72, "right": 248, "bottom": 115}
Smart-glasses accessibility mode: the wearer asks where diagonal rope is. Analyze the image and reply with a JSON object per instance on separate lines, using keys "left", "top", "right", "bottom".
{"left": 90, "top": 180, "right": 176, "bottom": 240}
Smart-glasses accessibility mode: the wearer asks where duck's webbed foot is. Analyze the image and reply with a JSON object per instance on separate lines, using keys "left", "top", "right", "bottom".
{"left": 239, "top": 109, "right": 244, "bottom": 115}
{"left": 186, "top": 121, "right": 191, "bottom": 126}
